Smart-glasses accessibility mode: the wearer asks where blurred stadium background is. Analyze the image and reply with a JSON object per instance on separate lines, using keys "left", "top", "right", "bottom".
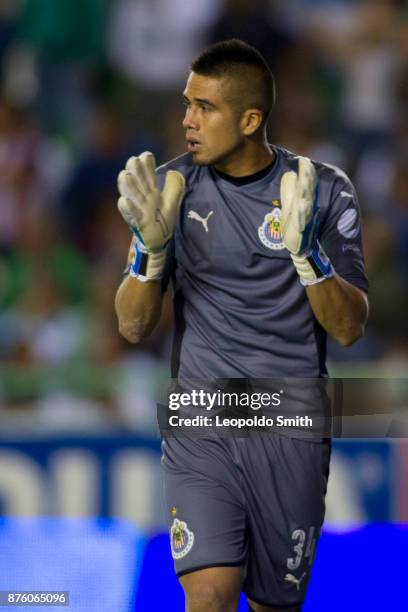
{"left": 0, "top": 0, "right": 407, "bottom": 610}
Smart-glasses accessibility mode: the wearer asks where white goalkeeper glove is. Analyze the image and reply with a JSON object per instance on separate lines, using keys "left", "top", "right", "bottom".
{"left": 280, "top": 156, "right": 333, "bottom": 285}
{"left": 117, "top": 152, "right": 185, "bottom": 281}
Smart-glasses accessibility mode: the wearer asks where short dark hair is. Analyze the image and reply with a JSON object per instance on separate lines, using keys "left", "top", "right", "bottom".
{"left": 191, "top": 39, "right": 275, "bottom": 126}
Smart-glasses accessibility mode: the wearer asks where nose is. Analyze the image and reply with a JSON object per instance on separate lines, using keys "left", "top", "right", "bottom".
{"left": 182, "top": 106, "right": 198, "bottom": 131}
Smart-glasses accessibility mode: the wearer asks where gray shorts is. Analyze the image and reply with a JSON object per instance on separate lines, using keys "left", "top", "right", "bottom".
{"left": 161, "top": 432, "right": 331, "bottom": 607}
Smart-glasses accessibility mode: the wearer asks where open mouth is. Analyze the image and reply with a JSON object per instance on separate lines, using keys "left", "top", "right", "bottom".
{"left": 186, "top": 138, "right": 201, "bottom": 152}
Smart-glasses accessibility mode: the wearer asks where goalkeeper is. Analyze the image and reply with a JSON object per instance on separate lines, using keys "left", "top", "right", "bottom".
{"left": 115, "top": 40, "right": 368, "bottom": 612}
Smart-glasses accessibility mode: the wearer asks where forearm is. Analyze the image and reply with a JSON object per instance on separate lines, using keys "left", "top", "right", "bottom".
{"left": 115, "top": 275, "right": 163, "bottom": 343}
{"left": 305, "top": 273, "right": 369, "bottom": 347}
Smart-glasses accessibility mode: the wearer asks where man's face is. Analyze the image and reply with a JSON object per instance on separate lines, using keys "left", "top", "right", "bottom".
{"left": 182, "top": 72, "right": 244, "bottom": 166}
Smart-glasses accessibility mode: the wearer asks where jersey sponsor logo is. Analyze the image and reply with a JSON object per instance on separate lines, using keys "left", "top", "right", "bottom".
{"left": 284, "top": 572, "right": 306, "bottom": 591}
{"left": 258, "top": 200, "right": 285, "bottom": 250}
{"left": 187, "top": 210, "right": 214, "bottom": 233}
{"left": 337, "top": 208, "right": 359, "bottom": 239}
{"left": 170, "top": 518, "right": 195, "bottom": 559}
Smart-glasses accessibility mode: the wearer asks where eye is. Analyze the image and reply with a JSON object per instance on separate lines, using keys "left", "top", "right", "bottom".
{"left": 182, "top": 99, "right": 191, "bottom": 108}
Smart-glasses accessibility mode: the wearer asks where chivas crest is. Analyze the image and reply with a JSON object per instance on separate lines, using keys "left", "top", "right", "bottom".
{"left": 170, "top": 518, "right": 195, "bottom": 560}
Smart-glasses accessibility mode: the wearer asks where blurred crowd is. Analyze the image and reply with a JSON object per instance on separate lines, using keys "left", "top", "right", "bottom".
{"left": 0, "top": 0, "right": 407, "bottom": 429}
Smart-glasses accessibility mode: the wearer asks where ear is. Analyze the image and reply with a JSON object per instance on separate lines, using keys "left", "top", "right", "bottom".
{"left": 240, "top": 108, "right": 263, "bottom": 136}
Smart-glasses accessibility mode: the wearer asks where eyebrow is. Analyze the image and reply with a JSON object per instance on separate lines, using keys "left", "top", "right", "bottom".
{"left": 182, "top": 94, "right": 216, "bottom": 108}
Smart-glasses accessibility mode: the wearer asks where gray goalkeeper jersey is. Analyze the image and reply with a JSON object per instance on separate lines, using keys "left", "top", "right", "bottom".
{"left": 156, "top": 146, "right": 368, "bottom": 380}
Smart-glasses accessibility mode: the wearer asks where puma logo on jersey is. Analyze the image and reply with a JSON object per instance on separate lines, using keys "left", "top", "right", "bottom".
{"left": 284, "top": 572, "right": 306, "bottom": 591}
{"left": 188, "top": 210, "right": 214, "bottom": 232}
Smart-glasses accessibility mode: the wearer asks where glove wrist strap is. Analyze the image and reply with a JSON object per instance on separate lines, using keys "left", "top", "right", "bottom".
{"left": 291, "top": 241, "right": 334, "bottom": 286}
{"left": 129, "top": 237, "right": 166, "bottom": 282}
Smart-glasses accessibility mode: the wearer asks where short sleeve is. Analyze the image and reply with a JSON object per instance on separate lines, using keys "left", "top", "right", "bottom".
{"left": 319, "top": 176, "right": 369, "bottom": 293}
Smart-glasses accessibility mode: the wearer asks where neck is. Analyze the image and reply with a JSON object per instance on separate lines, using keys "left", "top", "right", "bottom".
{"left": 214, "top": 139, "right": 275, "bottom": 177}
